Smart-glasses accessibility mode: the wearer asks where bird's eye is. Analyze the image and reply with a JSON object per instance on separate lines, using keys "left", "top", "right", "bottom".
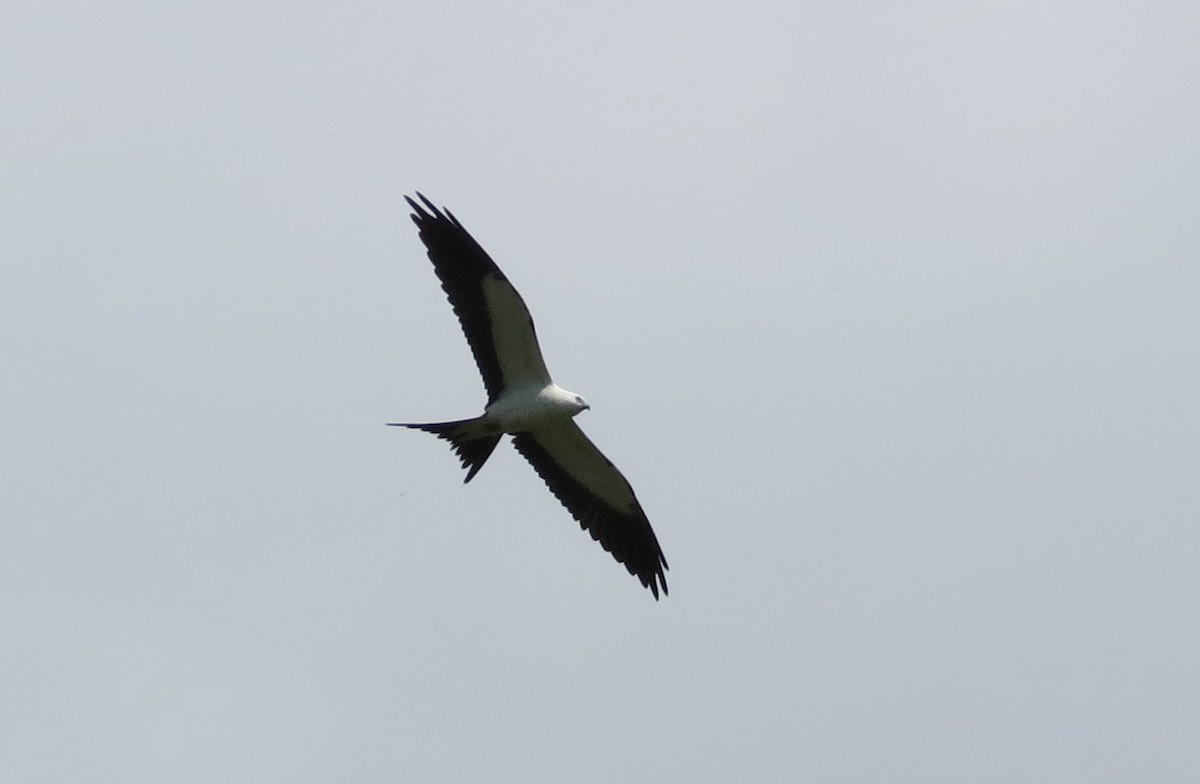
{"left": 575, "top": 397, "right": 584, "bottom": 405}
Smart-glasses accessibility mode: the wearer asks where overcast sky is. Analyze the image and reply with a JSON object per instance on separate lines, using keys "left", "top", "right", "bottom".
{"left": 4, "top": 2, "right": 1199, "bottom": 782}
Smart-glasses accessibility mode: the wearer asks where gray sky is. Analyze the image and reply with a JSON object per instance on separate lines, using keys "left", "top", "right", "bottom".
{"left": 4, "top": 2, "right": 1199, "bottom": 781}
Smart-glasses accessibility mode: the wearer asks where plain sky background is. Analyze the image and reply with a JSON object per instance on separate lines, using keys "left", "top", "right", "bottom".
{"left": 3, "top": 2, "right": 1198, "bottom": 781}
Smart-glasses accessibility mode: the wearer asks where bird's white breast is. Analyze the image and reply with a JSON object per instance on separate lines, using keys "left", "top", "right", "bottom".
{"left": 485, "top": 383, "right": 587, "bottom": 433}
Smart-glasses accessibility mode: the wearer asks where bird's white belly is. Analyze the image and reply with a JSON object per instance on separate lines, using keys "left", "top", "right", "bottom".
{"left": 485, "top": 383, "right": 585, "bottom": 433}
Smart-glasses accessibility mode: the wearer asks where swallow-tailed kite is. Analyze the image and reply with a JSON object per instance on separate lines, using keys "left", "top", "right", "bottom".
{"left": 390, "top": 194, "right": 669, "bottom": 598}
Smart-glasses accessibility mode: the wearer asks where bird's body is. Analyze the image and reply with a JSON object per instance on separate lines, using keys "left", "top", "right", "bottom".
{"left": 391, "top": 194, "right": 668, "bottom": 598}
{"left": 485, "top": 382, "right": 590, "bottom": 433}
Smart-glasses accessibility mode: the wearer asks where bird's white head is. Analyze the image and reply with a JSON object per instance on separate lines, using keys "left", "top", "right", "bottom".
{"left": 546, "top": 384, "right": 590, "bottom": 415}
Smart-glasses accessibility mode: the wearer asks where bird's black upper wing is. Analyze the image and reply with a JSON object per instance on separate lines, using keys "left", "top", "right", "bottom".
{"left": 406, "top": 193, "right": 552, "bottom": 404}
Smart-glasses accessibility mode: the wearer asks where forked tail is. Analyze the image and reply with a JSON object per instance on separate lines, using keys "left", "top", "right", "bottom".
{"left": 387, "top": 417, "right": 501, "bottom": 483}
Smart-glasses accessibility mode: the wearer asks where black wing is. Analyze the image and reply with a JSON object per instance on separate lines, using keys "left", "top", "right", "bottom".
{"left": 406, "top": 194, "right": 552, "bottom": 404}
{"left": 512, "top": 422, "right": 668, "bottom": 598}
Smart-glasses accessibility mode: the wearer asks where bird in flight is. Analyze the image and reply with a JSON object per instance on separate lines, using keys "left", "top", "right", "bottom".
{"left": 390, "top": 194, "right": 669, "bottom": 598}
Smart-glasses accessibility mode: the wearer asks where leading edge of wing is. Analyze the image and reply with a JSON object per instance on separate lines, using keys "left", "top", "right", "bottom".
{"left": 512, "top": 422, "right": 669, "bottom": 599}
{"left": 405, "top": 193, "right": 551, "bottom": 403}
